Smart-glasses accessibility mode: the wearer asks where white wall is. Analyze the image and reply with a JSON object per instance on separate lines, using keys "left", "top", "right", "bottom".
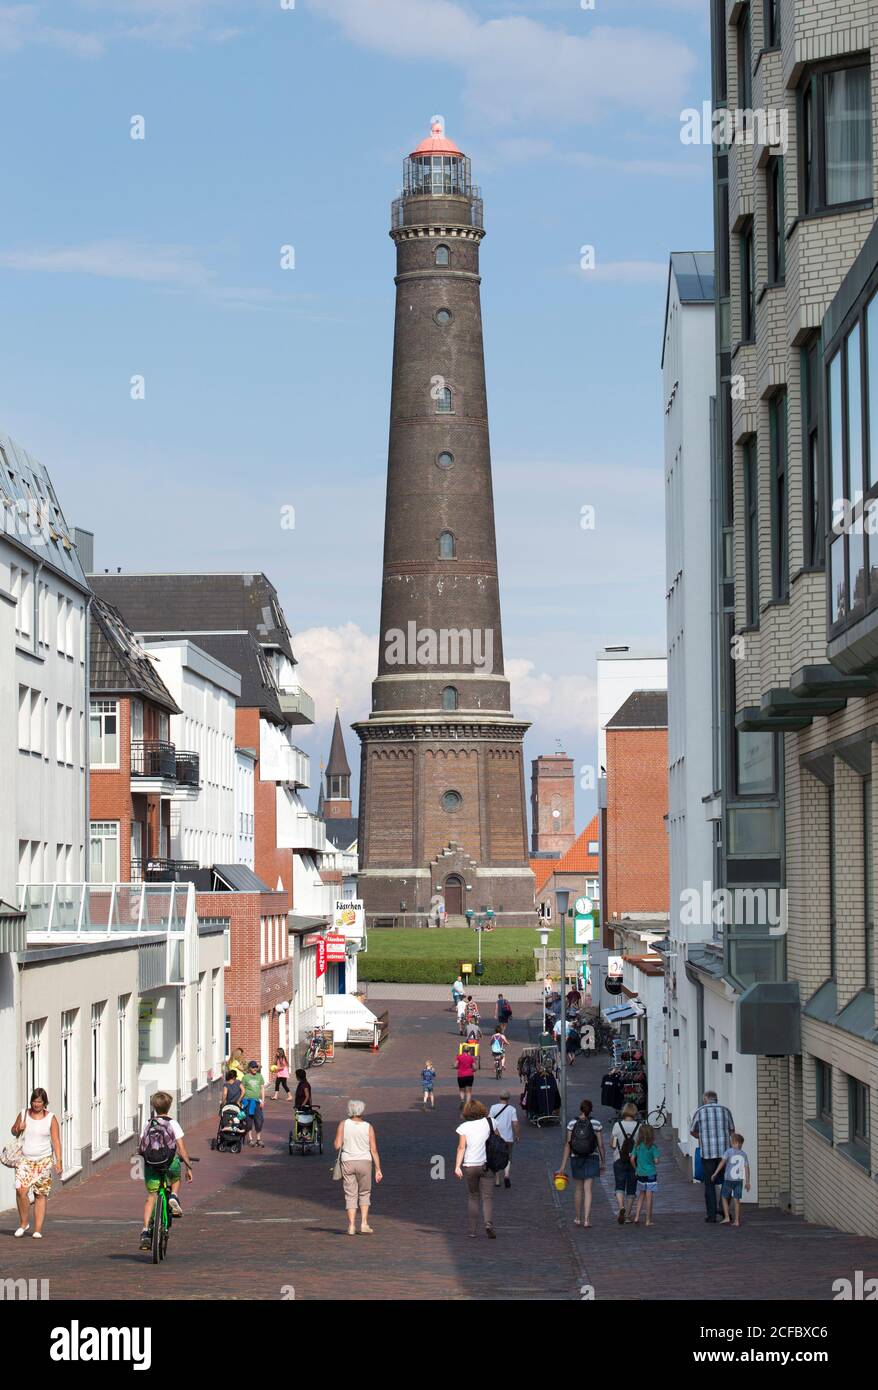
{"left": 144, "top": 640, "right": 239, "bottom": 868}
{"left": 235, "top": 751, "right": 255, "bottom": 869}
{"left": 596, "top": 652, "right": 667, "bottom": 773}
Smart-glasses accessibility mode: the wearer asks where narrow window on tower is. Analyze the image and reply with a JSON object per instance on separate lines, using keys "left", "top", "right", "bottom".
{"left": 436, "top": 386, "right": 453, "bottom": 413}
{"left": 435, "top": 245, "right": 450, "bottom": 267}
{"left": 442, "top": 686, "right": 459, "bottom": 711}
{"left": 439, "top": 531, "right": 456, "bottom": 559}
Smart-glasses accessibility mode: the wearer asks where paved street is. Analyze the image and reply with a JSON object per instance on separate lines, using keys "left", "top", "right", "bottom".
{"left": 3, "top": 997, "right": 876, "bottom": 1301}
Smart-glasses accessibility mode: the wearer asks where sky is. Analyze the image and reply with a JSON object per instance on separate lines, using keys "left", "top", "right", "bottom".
{"left": 0, "top": 0, "right": 713, "bottom": 826}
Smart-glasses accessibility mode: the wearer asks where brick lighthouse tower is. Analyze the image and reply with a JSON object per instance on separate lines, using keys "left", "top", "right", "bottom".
{"left": 354, "top": 120, "right": 534, "bottom": 927}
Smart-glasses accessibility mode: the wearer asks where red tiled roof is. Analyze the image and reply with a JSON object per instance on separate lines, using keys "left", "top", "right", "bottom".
{"left": 530, "top": 859, "right": 555, "bottom": 894}
{"left": 555, "top": 815, "right": 599, "bottom": 874}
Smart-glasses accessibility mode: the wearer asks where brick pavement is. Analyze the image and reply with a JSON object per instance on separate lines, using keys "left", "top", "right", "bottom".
{"left": 1, "top": 998, "right": 876, "bottom": 1300}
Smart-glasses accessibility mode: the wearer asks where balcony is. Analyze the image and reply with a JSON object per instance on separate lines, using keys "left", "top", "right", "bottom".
{"left": 131, "top": 740, "right": 176, "bottom": 779}
{"left": 278, "top": 685, "right": 315, "bottom": 725}
{"left": 276, "top": 787, "right": 327, "bottom": 852}
{"left": 175, "top": 750, "right": 200, "bottom": 787}
{"left": 259, "top": 721, "right": 310, "bottom": 788}
{"left": 131, "top": 858, "right": 200, "bottom": 884}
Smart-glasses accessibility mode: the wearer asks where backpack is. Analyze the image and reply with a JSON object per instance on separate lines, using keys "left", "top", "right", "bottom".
{"left": 499, "top": 1001, "right": 512, "bottom": 1021}
{"left": 570, "top": 1116, "right": 597, "bottom": 1158}
{"left": 491, "top": 1037, "right": 505, "bottom": 1055}
{"left": 617, "top": 1120, "right": 640, "bottom": 1164}
{"left": 139, "top": 1116, "right": 178, "bottom": 1169}
{"left": 484, "top": 1117, "right": 510, "bottom": 1174}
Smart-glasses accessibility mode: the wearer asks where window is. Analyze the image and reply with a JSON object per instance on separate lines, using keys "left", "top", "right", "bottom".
{"left": 89, "top": 821, "right": 119, "bottom": 884}
{"left": 435, "top": 386, "right": 453, "bottom": 413}
{"left": 763, "top": 0, "right": 779, "bottom": 47}
{"left": 737, "top": 5, "right": 752, "bottom": 119}
{"left": 767, "top": 157, "right": 785, "bottom": 283}
{"left": 713, "top": 0, "right": 727, "bottom": 103}
{"left": 117, "top": 995, "right": 131, "bottom": 1138}
{"left": 865, "top": 778, "right": 874, "bottom": 989}
{"left": 816, "top": 1059, "right": 832, "bottom": 1126}
{"left": 847, "top": 1076, "right": 870, "bottom": 1161}
{"left": 803, "top": 340, "right": 824, "bottom": 566}
{"left": 739, "top": 222, "right": 754, "bottom": 342}
{"left": 736, "top": 730, "right": 775, "bottom": 796}
{"left": 868, "top": 292, "right": 878, "bottom": 493}
{"left": 801, "top": 63, "right": 872, "bottom": 214}
{"left": 726, "top": 805, "right": 781, "bottom": 854}
{"left": 439, "top": 530, "right": 456, "bottom": 559}
{"left": 434, "top": 307, "right": 452, "bottom": 325}
{"left": 442, "top": 685, "right": 459, "bottom": 711}
{"left": 442, "top": 790, "right": 462, "bottom": 812}
{"left": 744, "top": 440, "right": 759, "bottom": 624}
{"left": 435, "top": 244, "right": 450, "bottom": 267}
{"left": 89, "top": 700, "right": 119, "bottom": 767}
{"left": 437, "top": 451, "right": 454, "bottom": 469}
{"left": 25, "top": 1019, "right": 45, "bottom": 1096}
{"left": 770, "top": 392, "right": 788, "bottom": 599}
{"left": 60, "top": 1009, "right": 77, "bottom": 1173}
{"left": 91, "top": 1001, "right": 106, "bottom": 1154}
{"left": 828, "top": 785, "right": 837, "bottom": 979}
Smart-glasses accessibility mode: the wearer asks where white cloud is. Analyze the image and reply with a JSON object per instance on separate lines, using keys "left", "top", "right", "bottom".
{"left": 0, "top": 238, "right": 311, "bottom": 311}
{"left": 311, "top": 0, "right": 697, "bottom": 127}
{"left": 293, "top": 623, "right": 376, "bottom": 728}
{"left": 507, "top": 656, "right": 596, "bottom": 729}
{"left": 0, "top": 4, "right": 104, "bottom": 55}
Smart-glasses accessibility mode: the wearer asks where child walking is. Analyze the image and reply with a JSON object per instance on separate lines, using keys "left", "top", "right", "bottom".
{"left": 630, "top": 1122, "right": 660, "bottom": 1227}
{"left": 421, "top": 1059, "right": 437, "bottom": 1108}
{"left": 714, "top": 1132, "right": 751, "bottom": 1227}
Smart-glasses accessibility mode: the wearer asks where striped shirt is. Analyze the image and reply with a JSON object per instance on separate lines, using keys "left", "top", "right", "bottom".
{"left": 691, "top": 1103, "right": 734, "bottom": 1160}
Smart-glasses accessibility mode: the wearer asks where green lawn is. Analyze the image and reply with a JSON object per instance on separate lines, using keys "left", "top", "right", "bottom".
{"left": 359, "top": 925, "right": 563, "bottom": 984}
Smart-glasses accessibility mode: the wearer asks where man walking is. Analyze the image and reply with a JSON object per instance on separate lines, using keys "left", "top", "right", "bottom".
{"left": 690, "top": 1090, "right": 734, "bottom": 1224}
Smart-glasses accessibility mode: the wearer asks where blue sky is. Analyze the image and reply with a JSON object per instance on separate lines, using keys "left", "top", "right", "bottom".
{"left": 0, "top": 0, "right": 713, "bottom": 825}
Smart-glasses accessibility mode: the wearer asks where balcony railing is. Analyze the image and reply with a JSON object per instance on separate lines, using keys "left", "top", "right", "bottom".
{"left": 278, "top": 686, "right": 315, "bottom": 725}
{"left": 131, "top": 740, "right": 176, "bottom": 779}
{"left": 174, "top": 750, "right": 200, "bottom": 787}
{"left": 131, "top": 858, "right": 199, "bottom": 884}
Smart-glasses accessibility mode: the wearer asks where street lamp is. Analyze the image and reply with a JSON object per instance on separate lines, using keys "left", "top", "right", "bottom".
{"left": 535, "top": 923, "right": 550, "bottom": 1033}
{"left": 555, "top": 887, "right": 570, "bottom": 1134}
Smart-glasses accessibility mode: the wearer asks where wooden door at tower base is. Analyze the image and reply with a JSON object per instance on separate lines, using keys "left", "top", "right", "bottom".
{"left": 444, "top": 875, "right": 464, "bottom": 916}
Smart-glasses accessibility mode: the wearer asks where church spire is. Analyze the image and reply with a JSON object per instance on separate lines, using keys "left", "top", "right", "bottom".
{"left": 323, "top": 709, "right": 352, "bottom": 817}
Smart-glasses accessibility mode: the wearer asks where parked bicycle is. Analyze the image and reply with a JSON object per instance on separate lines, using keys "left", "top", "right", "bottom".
{"left": 647, "top": 1094, "right": 669, "bottom": 1130}
{"left": 305, "top": 1030, "right": 329, "bottom": 1067}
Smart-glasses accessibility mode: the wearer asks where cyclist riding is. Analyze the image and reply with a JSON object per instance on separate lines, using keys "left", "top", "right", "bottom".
{"left": 490, "top": 1029, "right": 508, "bottom": 1077}
{"left": 138, "top": 1090, "right": 193, "bottom": 1252}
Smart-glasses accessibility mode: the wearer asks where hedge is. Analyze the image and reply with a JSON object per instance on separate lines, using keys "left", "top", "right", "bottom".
{"left": 358, "top": 955, "right": 534, "bottom": 985}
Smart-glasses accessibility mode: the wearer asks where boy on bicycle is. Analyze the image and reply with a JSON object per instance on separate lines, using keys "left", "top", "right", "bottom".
{"left": 139, "top": 1090, "right": 193, "bottom": 1251}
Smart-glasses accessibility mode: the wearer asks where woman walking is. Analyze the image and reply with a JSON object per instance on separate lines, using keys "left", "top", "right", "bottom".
{"left": 454, "top": 1100, "right": 496, "bottom": 1239}
{"left": 10, "top": 1089, "right": 62, "bottom": 1238}
{"left": 558, "top": 1098, "right": 605, "bottom": 1228}
{"left": 334, "top": 1100, "right": 382, "bottom": 1236}
{"left": 454, "top": 1047, "right": 476, "bottom": 1106}
{"left": 272, "top": 1049, "right": 291, "bottom": 1100}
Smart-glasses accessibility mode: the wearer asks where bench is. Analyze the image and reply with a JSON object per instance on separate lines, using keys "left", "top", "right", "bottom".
{"left": 346, "top": 1026, "right": 376, "bottom": 1048}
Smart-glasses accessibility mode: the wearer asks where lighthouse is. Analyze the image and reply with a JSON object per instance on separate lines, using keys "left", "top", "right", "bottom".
{"left": 353, "top": 121, "right": 535, "bottom": 927}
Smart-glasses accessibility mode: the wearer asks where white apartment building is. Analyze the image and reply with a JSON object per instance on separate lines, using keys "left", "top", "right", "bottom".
{"left": 662, "top": 251, "right": 760, "bottom": 1192}
{"left": 143, "top": 639, "right": 240, "bottom": 868}
{"left": 1, "top": 434, "right": 90, "bottom": 894}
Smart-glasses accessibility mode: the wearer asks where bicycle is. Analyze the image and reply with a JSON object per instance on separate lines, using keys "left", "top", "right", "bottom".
{"left": 647, "top": 1095, "right": 669, "bottom": 1130}
{"left": 492, "top": 1048, "right": 507, "bottom": 1081}
{"left": 305, "top": 1030, "right": 329, "bottom": 1067}
{"left": 148, "top": 1157, "right": 194, "bottom": 1264}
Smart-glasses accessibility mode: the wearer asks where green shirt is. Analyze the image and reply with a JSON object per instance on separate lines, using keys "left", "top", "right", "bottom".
{"left": 633, "top": 1142, "right": 660, "bottom": 1177}
{"left": 242, "top": 1071, "right": 265, "bottom": 1100}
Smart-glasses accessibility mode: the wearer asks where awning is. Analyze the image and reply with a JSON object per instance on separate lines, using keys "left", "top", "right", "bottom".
{"left": 603, "top": 1000, "right": 646, "bottom": 1022}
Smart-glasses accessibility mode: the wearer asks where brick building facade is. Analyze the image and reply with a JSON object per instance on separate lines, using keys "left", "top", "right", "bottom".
{"left": 530, "top": 754, "right": 575, "bottom": 856}
{"left": 604, "top": 691, "right": 669, "bottom": 933}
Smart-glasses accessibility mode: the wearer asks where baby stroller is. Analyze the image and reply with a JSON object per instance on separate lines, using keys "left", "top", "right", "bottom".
{"left": 211, "top": 1102, "right": 247, "bottom": 1154}
{"left": 289, "top": 1105, "right": 323, "bottom": 1156}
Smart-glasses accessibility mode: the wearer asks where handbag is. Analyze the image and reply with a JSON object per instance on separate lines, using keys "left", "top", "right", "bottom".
{"left": 1, "top": 1111, "right": 26, "bottom": 1168}
{"left": 331, "top": 1148, "right": 343, "bottom": 1181}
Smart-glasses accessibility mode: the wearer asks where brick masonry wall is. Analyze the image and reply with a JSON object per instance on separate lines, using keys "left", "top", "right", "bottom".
{"left": 197, "top": 888, "right": 290, "bottom": 1068}
{"left": 605, "top": 727, "right": 669, "bottom": 920}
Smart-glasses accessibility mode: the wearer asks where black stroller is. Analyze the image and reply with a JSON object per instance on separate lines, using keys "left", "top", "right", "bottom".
{"left": 210, "top": 1102, "right": 247, "bottom": 1154}
{"left": 289, "top": 1105, "right": 323, "bottom": 1156}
